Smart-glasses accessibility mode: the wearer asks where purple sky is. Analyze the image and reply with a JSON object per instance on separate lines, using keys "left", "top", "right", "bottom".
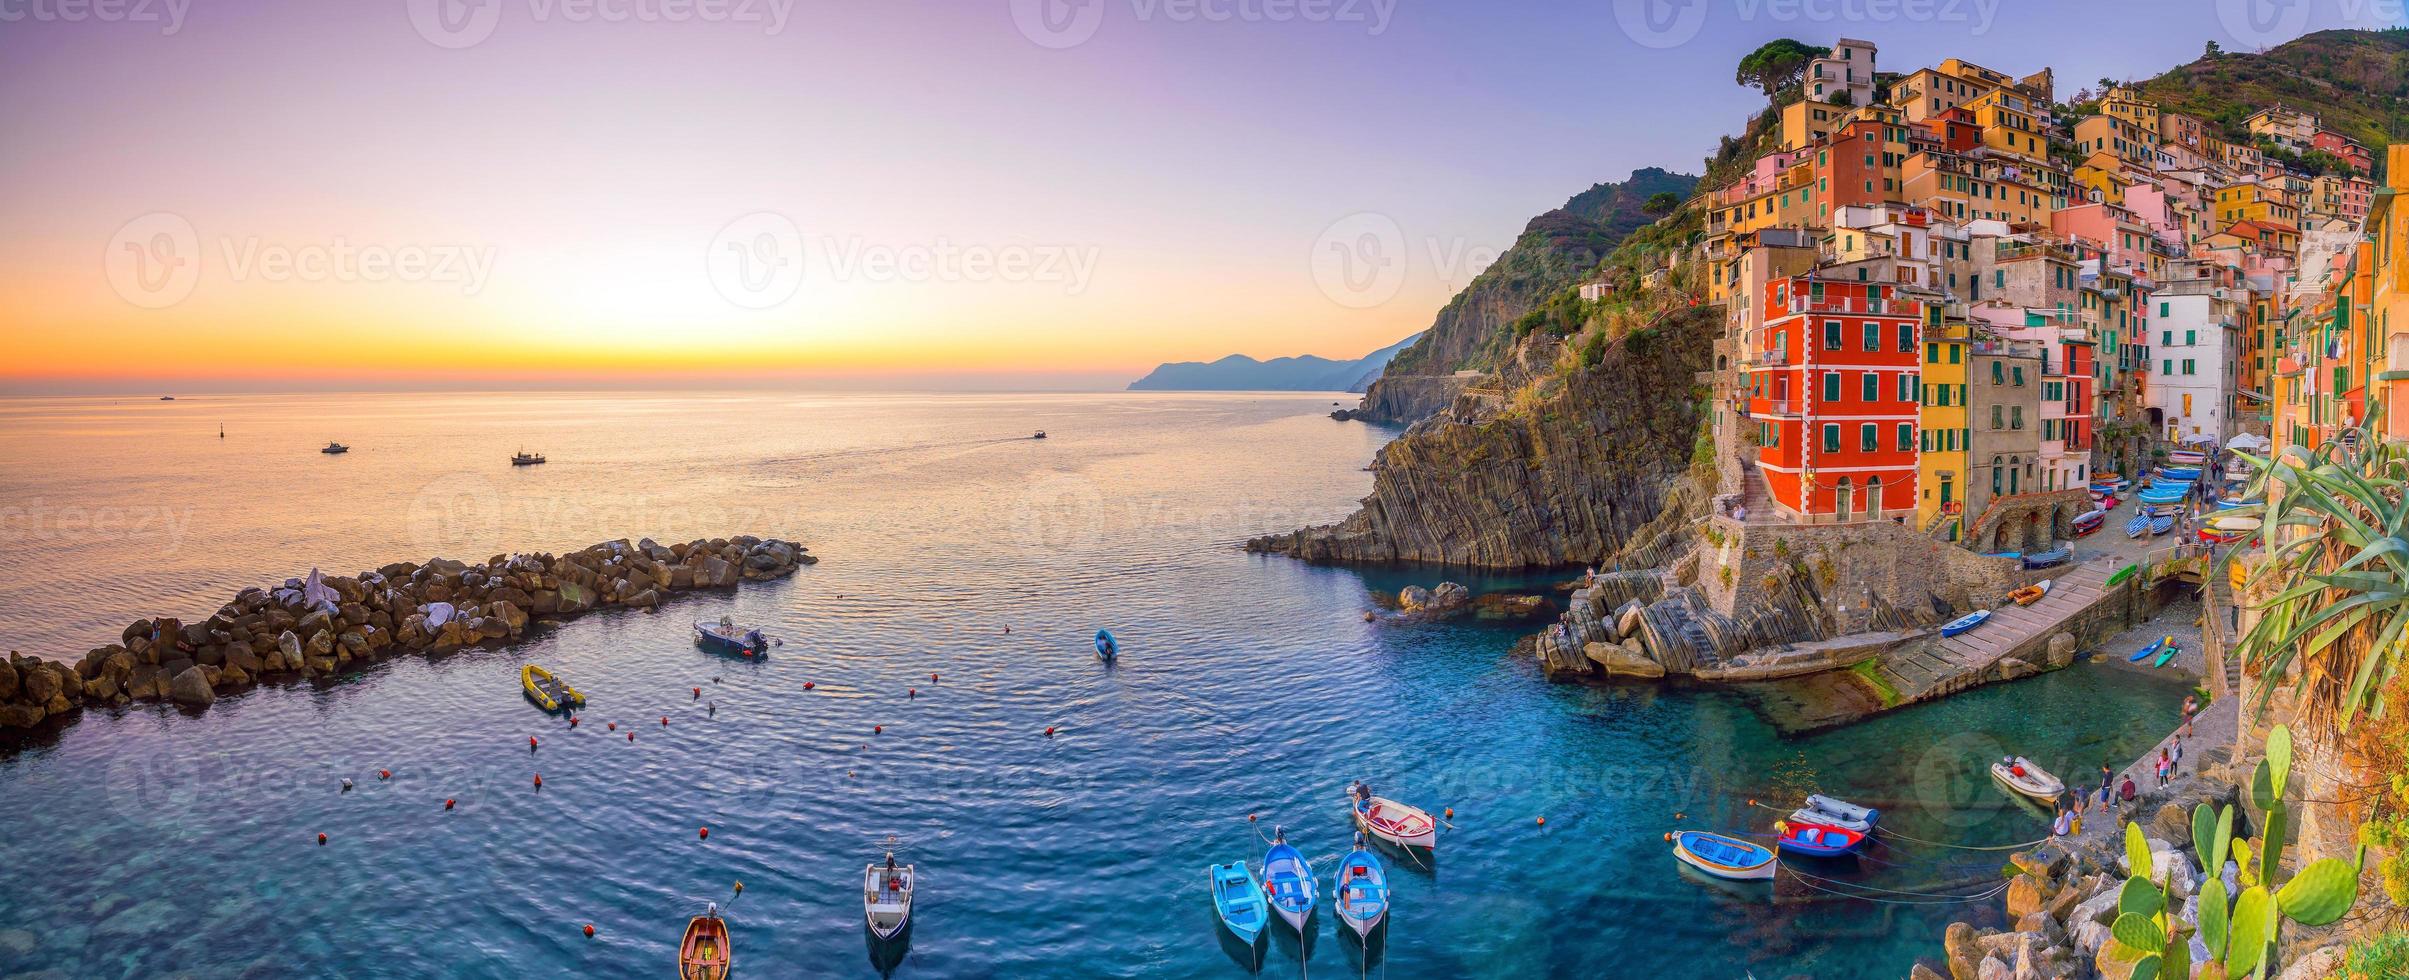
{"left": 0, "top": 0, "right": 2397, "bottom": 392}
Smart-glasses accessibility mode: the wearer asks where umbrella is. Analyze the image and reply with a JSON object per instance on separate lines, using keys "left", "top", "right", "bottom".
{"left": 2225, "top": 433, "right": 2271, "bottom": 452}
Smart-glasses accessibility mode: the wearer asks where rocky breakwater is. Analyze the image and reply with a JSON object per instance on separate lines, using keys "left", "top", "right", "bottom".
{"left": 0, "top": 535, "right": 814, "bottom": 731}
{"left": 1251, "top": 305, "right": 1716, "bottom": 567}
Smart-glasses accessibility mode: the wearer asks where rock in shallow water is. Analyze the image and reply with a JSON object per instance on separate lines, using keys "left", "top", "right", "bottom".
{"left": 168, "top": 666, "right": 215, "bottom": 706}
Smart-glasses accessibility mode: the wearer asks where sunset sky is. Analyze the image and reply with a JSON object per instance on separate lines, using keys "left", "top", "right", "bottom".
{"left": 0, "top": 0, "right": 2392, "bottom": 392}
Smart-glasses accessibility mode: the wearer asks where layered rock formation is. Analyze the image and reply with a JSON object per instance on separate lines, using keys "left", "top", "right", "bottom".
{"left": 1251, "top": 305, "right": 1715, "bottom": 567}
{"left": 0, "top": 534, "right": 814, "bottom": 731}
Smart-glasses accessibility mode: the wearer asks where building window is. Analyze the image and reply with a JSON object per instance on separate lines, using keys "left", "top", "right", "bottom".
{"left": 2012, "top": 366, "right": 2025, "bottom": 386}
{"left": 1822, "top": 423, "right": 1841, "bottom": 453}
{"left": 1897, "top": 323, "right": 1913, "bottom": 351}
{"left": 1823, "top": 373, "right": 1841, "bottom": 401}
{"left": 1991, "top": 362, "right": 2004, "bottom": 384}
{"left": 1898, "top": 374, "right": 1915, "bottom": 402}
{"left": 2183, "top": 358, "right": 2196, "bottom": 375}
{"left": 2012, "top": 407, "right": 2024, "bottom": 429}
{"left": 1862, "top": 321, "right": 1878, "bottom": 351}
{"left": 1824, "top": 320, "right": 1842, "bottom": 349}
{"left": 1898, "top": 423, "right": 1913, "bottom": 452}
{"left": 1861, "top": 423, "right": 1878, "bottom": 452}
{"left": 1862, "top": 373, "right": 1879, "bottom": 402}
{"left": 1991, "top": 405, "right": 2003, "bottom": 429}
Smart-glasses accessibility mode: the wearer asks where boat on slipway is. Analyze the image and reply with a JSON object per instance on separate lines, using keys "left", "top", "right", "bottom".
{"left": 2010, "top": 579, "right": 2052, "bottom": 606}
{"left": 1940, "top": 610, "right": 1991, "bottom": 637}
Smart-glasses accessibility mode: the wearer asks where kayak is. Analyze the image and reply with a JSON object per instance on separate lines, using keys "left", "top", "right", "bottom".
{"left": 2153, "top": 641, "right": 2182, "bottom": 668}
{"left": 2128, "top": 635, "right": 2170, "bottom": 663}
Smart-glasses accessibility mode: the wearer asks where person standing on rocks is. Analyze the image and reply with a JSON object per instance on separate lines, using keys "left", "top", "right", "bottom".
{"left": 2180, "top": 695, "right": 2197, "bottom": 738}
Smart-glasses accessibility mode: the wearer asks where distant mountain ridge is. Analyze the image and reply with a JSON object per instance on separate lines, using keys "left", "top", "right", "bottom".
{"left": 1127, "top": 332, "right": 1421, "bottom": 392}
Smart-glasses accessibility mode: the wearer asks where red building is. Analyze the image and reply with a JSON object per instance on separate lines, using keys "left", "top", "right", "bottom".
{"left": 1811, "top": 118, "right": 1899, "bottom": 214}
{"left": 2311, "top": 130, "right": 2373, "bottom": 174}
{"left": 1748, "top": 276, "right": 1924, "bottom": 519}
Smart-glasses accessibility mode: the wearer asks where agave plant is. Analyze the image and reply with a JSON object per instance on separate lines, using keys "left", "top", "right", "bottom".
{"left": 2228, "top": 415, "right": 2409, "bottom": 732}
{"left": 2107, "top": 725, "right": 2363, "bottom": 979}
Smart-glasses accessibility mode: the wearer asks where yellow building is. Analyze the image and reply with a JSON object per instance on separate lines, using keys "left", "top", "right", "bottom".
{"left": 1781, "top": 99, "right": 1849, "bottom": 151}
{"left": 2215, "top": 181, "right": 2301, "bottom": 228}
{"left": 2374, "top": 145, "right": 2408, "bottom": 443}
{"left": 2100, "top": 86, "right": 2160, "bottom": 139}
{"left": 1918, "top": 317, "right": 1974, "bottom": 538}
{"left": 1892, "top": 65, "right": 1995, "bottom": 123}
{"left": 1969, "top": 89, "right": 2051, "bottom": 164}
{"left": 2074, "top": 115, "right": 2156, "bottom": 167}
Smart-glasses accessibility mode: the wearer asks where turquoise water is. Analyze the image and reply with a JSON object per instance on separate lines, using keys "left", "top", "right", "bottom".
{"left": 0, "top": 392, "right": 2192, "bottom": 977}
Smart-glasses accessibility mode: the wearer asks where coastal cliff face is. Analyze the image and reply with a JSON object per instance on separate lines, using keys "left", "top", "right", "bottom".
{"left": 1339, "top": 169, "right": 1699, "bottom": 424}
{"left": 1253, "top": 305, "right": 1715, "bottom": 567}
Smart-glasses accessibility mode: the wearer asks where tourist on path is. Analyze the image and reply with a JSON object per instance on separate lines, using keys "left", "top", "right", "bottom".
{"left": 2181, "top": 695, "right": 2197, "bottom": 738}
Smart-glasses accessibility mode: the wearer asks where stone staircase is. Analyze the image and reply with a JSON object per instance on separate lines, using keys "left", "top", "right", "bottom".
{"left": 1737, "top": 465, "right": 1777, "bottom": 523}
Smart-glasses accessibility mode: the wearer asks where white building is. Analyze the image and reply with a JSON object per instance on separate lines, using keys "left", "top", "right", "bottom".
{"left": 1806, "top": 39, "right": 1877, "bottom": 107}
{"left": 2146, "top": 278, "right": 2245, "bottom": 444}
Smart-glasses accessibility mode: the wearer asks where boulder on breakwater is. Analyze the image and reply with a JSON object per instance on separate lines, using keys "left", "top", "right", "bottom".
{"left": 0, "top": 535, "right": 814, "bottom": 730}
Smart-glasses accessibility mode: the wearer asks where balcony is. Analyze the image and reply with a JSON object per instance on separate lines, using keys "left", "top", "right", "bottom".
{"left": 1755, "top": 399, "right": 1803, "bottom": 416}
{"left": 1756, "top": 351, "right": 1788, "bottom": 367}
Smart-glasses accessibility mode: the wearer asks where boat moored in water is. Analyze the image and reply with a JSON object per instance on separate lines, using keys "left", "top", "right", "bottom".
{"left": 511, "top": 450, "right": 546, "bottom": 466}
{"left": 1206, "top": 861, "right": 1269, "bottom": 945}
{"left": 1261, "top": 828, "right": 1317, "bottom": 932}
{"left": 520, "top": 664, "right": 585, "bottom": 712}
{"left": 321, "top": 441, "right": 349, "bottom": 454}
{"left": 1094, "top": 628, "right": 1117, "bottom": 663}
{"left": 1348, "top": 783, "right": 1437, "bottom": 851}
{"left": 1333, "top": 833, "right": 1390, "bottom": 940}
{"left": 864, "top": 855, "right": 914, "bottom": 941}
{"left": 694, "top": 617, "right": 769, "bottom": 657}
{"left": 1774, "top": 820, "right": 1868, "bottom": 857}
{"left": 1788, "top": 794, "right": 1878, "bottom": 834}
{"left": 679, "top": 905, "right": 731, "bottom": 980}
{"left": 1990, "top": 756, "right": 2065, "bottom": 802}
{"left": 1671, "top": 830, "right": 1776, "bottom": 881}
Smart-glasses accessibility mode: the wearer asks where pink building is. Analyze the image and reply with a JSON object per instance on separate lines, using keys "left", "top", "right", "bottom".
{"left": 1715, "top": 148, "right": 1809, "bottom": 206}
{"left": 2050, "top": 202, "right": 2151, "bottom": 275}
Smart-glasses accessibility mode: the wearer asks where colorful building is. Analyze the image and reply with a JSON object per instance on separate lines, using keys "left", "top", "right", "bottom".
{"left": 1917, "top": 318, "right": 1973, "bottom": 537}
{"left": 1748, "top": 276, "right": 1924, "bottom": 520}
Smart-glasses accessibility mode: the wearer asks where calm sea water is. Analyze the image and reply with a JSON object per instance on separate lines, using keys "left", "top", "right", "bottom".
{"left": 0, "top": 392, "right": 2191, "bottom": 978}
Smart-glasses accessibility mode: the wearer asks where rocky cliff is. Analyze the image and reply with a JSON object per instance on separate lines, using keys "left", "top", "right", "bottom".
{"left": 1251, "top": 304, "right": 1716, "bottom": 567}
{"left": 1340, "top": 168, "right": 1699, "bottom": 424}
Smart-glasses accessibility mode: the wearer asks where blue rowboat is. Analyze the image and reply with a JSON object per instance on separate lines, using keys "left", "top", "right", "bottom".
{"left": 1774, "top": 820, "right": 1868, "bottom": 857}
{"left": 1333, "top": 834, "right": 1389, "bottom": 940}
{"left": 1940, "top": 610, "right": 1991, "bottom": 637}
{"left": 2128, "top": 635, "right": 2168, "bottom": 662}
{"left": 1094, "top": 629, "right": 1117, "bottom": 663}
{"left": 694, "top": 617, "right": 768, "bottom": 658}
{"left": 2022, "top": 547, "right": 2071, "bottom": 570}
{"left": 2125, "top": 513, "right": 2150, "bottom": 538}
{"left": 1981, "top": 551, "right": 2022, "bottom": 561}
{"left": 2150, "top": 515, "right": 2175, "bottom": 536}
{"left": 2160, "top": 466, "right": 2201, "bottom": 479}
{"left": 1207, "top": 862, "right": 1269, "bottom": 945}
{"left": 1672, "top": 830, "right": 1776, "bottom": 881}
{"left": 2139, "top": 489, "right": 2186, "bottom": 504}
{"left": 1262, "top": 829, "right": 1316, "bottom": 932}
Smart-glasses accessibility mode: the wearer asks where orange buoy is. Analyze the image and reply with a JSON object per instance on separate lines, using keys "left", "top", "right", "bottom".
{"left": 699, "top": 827, "right": 709, "bottom": 840}
{"left": 608, "top": 722, "right": 617, "bottom": 731}
{"left": 1248, "top": 813, "right": 1258, "bottom": 823}
{"left": 1443, "top": 807, "right": 1454, "bottom": 819}
{"left": 569, "top": 716, "right": 579, "bottom": 728}
{"left": 1747, "top": 799, "right": 1757, "bottom": 806}
{"left": 1535, "top": 816, "right": 1546, "bottom": 826}
{"left": 873, "top": 725, "right": 883, "bottom": 734}
{"left": 533, "top": 774, "right": 543, "bottom": 788}
{"left": 530, "top": 736, "right": 539, "bottom": 749}
{"left": 692, "top": 687, "right": 701, "bottom": 699}
{"left": 378, "top": 769, "right": 391, "bottom": 780}
{"left": 583, "top": 924, "right": 595, "bottom": 938}
{"left": 445, "top": 799, "right": 456, "bottom": 810}
{"left": 1662, "top": 832, "right": 1673, "bottom": 842}
{"left": 627, "top": 732, "right": 635, "bottom": 742}
{"left": 317, "top": 833, "right": 328, "bottom": 845}
{"left": 930, "top": 673, "right": 938, "bottom": 682}
{"left": 1044, "top": 726, "right": 1055, "bottom": 737}
{"left": 804, "top": 681, "right": 815, "bottom": 690}
{"left": 1674, "top": 812, "right": 1684, "bottom": 820}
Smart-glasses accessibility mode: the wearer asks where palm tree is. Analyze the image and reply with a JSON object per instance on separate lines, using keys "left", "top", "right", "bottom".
{"left": 2231, "top": 416, "right": 2409, "bottom": 732}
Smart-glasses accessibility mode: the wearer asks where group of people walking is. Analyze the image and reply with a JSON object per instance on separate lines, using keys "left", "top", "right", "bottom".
{"left": 2054, "top": 694, "right": 2201, "bottom": 838}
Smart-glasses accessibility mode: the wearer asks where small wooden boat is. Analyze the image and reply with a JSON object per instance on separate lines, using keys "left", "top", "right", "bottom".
{"left": 1262, "top": 829, "right": 1316, "bottom": 932}
{"left": 679, "top": 905, "right": 731, "bottom": 980}
{"left": 1207, "top": 861, "right": 1269, "bottom": 945}
{"left": 2166, "top": 450, "right": 2206, "bottom": 465}
{"left": 2149, "top": 514, "right": 2175, "bottom": 536}
{"left": 2072, "top": 511, "right": 2105, "bottom": 537}
{"left": 1774, "top": 820, "right": 1867, "bottom": 857}
{"left": 2125, "top": 513, "right": 2151, "bottom": 538}
{"left": 321, "top": 441, "right": 349, "bottom": 454}
{"left": 864, "top": 855, "right": 914, "bottom": 941}
{"left": 1671, "top": 830, "right": 1776, "bottom": 881}
{"left": 1094, "top": 629, "right": 1116, "bottom": 664}
{"left": 2153, "top": 640, "right": 2182, "bottom": 668}
{"left": 2010, "top": 579, "right": 2052, "bottom": 606}
{"left": 2128, "top": 636, "right": 2170, "bottom": 663}
{"left": 1333, "top": 833, "right": 1389, "bottom": 940}
{"left": 694, "top": 617, "right": 768, "bottom": 658}
{"left": 511, "top": 450, "right": 546, "bottom": 466}
{"left": 520, "top": 664, "right": 585, "bottom": 712}
{"left": 1788, "top": 794, "right": 1879, "bottom": 834}
{"left": 2139, "top": 488, "right": 2186, "bottom": 504}
{"left": 2022, "top": 548, "right": 2071, "bottom": 570}
{"left": 1990, "top": 756, "right": 2065, "bottom": 802}
{"left": 1940, "top": 610, "right": 1991, "bottom": 637}
{"left": 1349, "top": 785, "right": 1437, "bottom": 851}
{"left": 1032, "top": 430, "right": 1047, "bottom": 439}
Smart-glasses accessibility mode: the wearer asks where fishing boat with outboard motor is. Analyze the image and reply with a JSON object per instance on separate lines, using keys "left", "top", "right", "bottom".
{"left": 511, "top": 449, "right": 546, "bottom": 466}
{"left": 1207, "top": 861, "right": 1269, "bottom": 945}
{"left": 1990, "top": 756, "right": 2065, "bottom": 802}
{"left": 1788, "top": 794, "right": 1879, "bottom": 834}
{"left": 679, "top": 904, "right": 731, "bottom": 980}
{"left": 694, "top": 616, "right": 769, "bottom": 658}
{"left": 864, "top": 853, "right": 914, "bottom": 942}
{"left": 1774, "top": 820, "right": 1868, "bottom": 857}
{"left": 1334, "top": 833, "right": 1389, "bottom": 940}
{"left": 1261, "top": 827, "right": 1316, "bottom": 932}
{"left": 321, "top": 441, "right": 349, "bottom": 454}
{"left": 1347, "top": 783, "right": 1437, "bottom": 851}
{"left": 520, "top": 664, "right": 584, "bottom": 712}
{"left": 1671, "top": 830, "right": 1776, "bottom": 881}
{"left": 1094, "top": 629, "right": 1117, "bottom": 664}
